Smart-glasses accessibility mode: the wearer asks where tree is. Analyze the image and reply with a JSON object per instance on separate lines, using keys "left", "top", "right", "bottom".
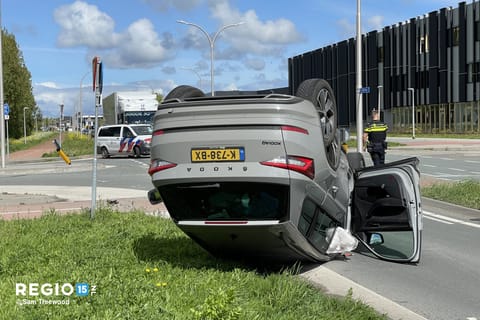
{"left": 2, "top": 28, "right": 38, "bottom": 139}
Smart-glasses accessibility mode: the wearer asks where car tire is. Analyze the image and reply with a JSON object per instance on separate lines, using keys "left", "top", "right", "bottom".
{"left": 296, "top": 78, "right": 339, "bottom": 170}
{"left": 164, "top": 85, "right": 205, "bottom": 100}
{"left": 133, "top": 146, "right": 141, "bottom": 158}
{"left": 325, "top": 133, "right": 341, "bottom": 170}
{"left": 296, "top": 79, "right": 337, "bottom": 146}
{"left": 346, "top": 152, "right": 365, "bottom": 171}
{"left": 101, "top": 147, "right": 110, "bottom": 159}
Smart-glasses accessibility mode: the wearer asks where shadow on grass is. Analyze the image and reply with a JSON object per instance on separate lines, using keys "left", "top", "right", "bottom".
{"left": 132, "top": 233, "right": 302, "bottom": 274}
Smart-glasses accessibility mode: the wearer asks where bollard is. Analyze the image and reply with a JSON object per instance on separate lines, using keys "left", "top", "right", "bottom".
{"left": 53, "top": 139, "right": 71, "bottom": 165}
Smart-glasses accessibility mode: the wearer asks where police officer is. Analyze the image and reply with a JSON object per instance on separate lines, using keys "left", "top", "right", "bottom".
{"left": 363, "top": 108, "right": 388, "bottom": 166}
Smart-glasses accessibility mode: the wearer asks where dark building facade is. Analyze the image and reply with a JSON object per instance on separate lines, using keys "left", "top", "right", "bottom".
{"left": 288, "top": 1, "right": 480, "bottom": 133}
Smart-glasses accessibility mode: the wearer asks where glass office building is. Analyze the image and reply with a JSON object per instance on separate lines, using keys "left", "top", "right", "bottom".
{"left": 288, "top": 1, "right": 480, "bottom": 133}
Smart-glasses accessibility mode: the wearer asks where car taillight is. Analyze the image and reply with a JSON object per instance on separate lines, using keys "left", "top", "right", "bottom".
{"left": 153, "top": 130, "right": 164, "bottom": 136}
{"left": 260, "top": 155, "right": 314, "bottom": 179}
{"left": 281, "top": 125, "right": 309, "bottom": 135}
{"left": 148, "top": 159, "right": 177, "bottom": 176}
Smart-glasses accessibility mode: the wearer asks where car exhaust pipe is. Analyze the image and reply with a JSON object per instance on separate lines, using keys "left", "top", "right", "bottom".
{"left": 147, "top": 188, "right": 162, "bottom": 205}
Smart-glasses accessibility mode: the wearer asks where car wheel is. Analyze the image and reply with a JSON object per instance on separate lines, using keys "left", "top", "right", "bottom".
{"left": 296, "top": 78, "right": 340, "bottom": 170}
{"left": 101, "top": 147, "right": 110, "bottom": 159}
{"left": 164, "top": 85, "right": 205, "bottom": 100}
{"left": 296, "top": 79, "right": 337, "bottom": 146}
{"left": 325, "top": 134, "right": 341, "bottom": 170}
{"left": 133, "top": 146, "right": 141, "bottom": 158}
{"left": 346, "top": 152, "right": 365, "bottom": 171}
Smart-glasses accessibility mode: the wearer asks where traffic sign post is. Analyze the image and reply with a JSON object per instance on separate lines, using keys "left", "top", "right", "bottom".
{"left": 91, "top": 56, "right": 103, "bottom": 219}
{"left": 4, "top": 103, "right": 9, "bottom": 158}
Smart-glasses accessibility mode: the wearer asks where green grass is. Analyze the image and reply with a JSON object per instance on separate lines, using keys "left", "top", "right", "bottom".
{"left": 9, "top": 132, "right": 58, "bottom": 153}
{"left": 0, "top": 209, "right": 386, "bottom": 320}
{"left": 42, "top": 132, "right": 94, "bottom": 158}
{"left": 422, "top": 180, "right": 480, "bottom": 210}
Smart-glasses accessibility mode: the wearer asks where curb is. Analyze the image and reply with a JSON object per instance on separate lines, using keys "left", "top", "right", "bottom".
{"left": 301, "top": 266, "right": 428, "bottom": 320}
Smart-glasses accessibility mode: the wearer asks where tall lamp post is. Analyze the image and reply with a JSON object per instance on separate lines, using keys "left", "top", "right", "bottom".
{"left": 177, "top": 20, "right": 244, "bottom": 96}
{"left": 59, "top": 104, "right": 64, "bottom": 146}
{"left": 23, "top": 107, "right": 28, "bottom": 144}
{"left": 79, "top": 71, "right": 90, "bottom": 133}
{"left": 377, "top": 85, "right": 383, "bottom": 116}
{"left": 181, "top": 66, "right": 202, "bottom": 89}
{"left": 408, "top": 87, "right": 415, "bottom": 139}
{"left": 355, "top": 0, "right": 363, "bottom": 152}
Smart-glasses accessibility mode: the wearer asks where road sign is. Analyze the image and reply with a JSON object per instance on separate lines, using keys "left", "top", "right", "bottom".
{"left": 4, "top": 103, "right": 9, "bottom": 115}
{"left": 4, "top": 115, "right": 9, "bottom": 120}
{"left": 359, "top": 87, "right": 370, "bottom": 94}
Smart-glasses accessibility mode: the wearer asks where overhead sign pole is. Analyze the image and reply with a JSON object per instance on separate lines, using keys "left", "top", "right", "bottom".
{"left": 91, "top": 56, "right": 103, "bottom": 219}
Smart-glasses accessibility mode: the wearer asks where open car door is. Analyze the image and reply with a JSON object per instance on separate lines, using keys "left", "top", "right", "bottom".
{"left": 351, "top": 157, "right": 422, "bottom": 263}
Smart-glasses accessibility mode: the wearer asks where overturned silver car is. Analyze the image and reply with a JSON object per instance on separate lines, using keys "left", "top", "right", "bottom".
{"left": 147, "top": 79, "right": 422, "bottom": 263}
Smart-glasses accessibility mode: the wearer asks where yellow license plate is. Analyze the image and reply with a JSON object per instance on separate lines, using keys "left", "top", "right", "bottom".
{"left": 191, "top": 147, "right": 245, "bottom": 162}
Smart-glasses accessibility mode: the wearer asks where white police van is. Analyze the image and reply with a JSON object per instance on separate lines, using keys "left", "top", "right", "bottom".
{"left": 97, "top": 124, "right": 152, "bottom": 158}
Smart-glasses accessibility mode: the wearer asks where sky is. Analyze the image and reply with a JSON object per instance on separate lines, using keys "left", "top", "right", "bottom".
{"left": 2, "top": 0, "right": 465, "bottom": 118}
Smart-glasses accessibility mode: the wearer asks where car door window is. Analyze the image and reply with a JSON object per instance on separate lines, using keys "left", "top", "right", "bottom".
{"left": 352, "top": 157, "right": 422, "bottom": 263}
{"left": 299, "top": 198, "right": 340, "bottom": 253}
{"left": 111, "top": 126, "right": 121, "bottom": 137}
{"left": 123, "top": 128, "right": 134, "bottom": 138}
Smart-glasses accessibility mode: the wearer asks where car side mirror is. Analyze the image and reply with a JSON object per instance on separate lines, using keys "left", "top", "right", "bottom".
{"left": 368, "top": 233, "right": 384, "bottom": 245}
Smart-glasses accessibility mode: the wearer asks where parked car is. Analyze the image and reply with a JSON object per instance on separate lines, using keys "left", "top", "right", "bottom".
{"left": 96, "top": 124, "right": 152, "bottom": 158}
{"left": 147, "top": 80, "right": 423, "bottom": 263}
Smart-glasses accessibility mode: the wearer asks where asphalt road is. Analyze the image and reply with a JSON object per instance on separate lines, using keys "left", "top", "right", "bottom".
{"left": 1, "top": 155, "right": 479, "bottom": 320}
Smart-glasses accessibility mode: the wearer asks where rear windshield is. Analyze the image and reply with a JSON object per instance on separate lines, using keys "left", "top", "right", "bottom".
{"left": 131, "top": 125, "right": 153, "bottom": 136}
{"left": 159, "top": 182, "right": 289, "bottom": 221}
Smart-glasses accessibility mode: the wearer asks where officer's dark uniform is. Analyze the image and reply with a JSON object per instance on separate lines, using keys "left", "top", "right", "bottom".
{"left": 364, "top": 117, "right": 388, "bottom": 166}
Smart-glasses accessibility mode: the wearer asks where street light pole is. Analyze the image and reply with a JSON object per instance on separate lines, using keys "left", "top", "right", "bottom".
{"left": 59, "top": 104, "right": 64, "bottom": 146}
{"left": 181, "top": 66, "right": 202, "bottom": 89}
{"left": 79, "top": 71, "right": 90, "bottom": 133}
{"left": 355, "top": 0, "right": 363, "bottom": 152}
{"left": 177, "top": 20, "right": 244, "bottom": 96}
{"left": 408, "top": 87, "right": 415, "bottom": 139}
{"left": 377, "top": 85, "right": 383, "bottom": 116}
{"left": 23, "top": 107, "right": 28, "bottom": 144}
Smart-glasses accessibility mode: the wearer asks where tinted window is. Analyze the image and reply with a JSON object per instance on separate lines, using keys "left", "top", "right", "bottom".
{"left": 131, "top": 125, "right": 153, "bottom": 135}
{"left": 159, "top": 182, "right": 289, "bottom": 221}
{"left": 99, "top": 126, "right": 121, "bottom": 137}
{"left": 123, "top": 128, "right": 134, "bottom": 138}
{"left": 299, "top": 198, "right": 340, "bottom": 252}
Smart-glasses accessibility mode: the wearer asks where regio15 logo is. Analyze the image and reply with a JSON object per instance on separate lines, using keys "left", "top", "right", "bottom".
{"left": 16, "top": 283, "right": 96, "bottom": 297}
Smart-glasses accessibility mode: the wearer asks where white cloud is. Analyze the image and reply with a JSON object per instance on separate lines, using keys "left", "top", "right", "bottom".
{"left": 36, "top": 82, "right": 61, "bottom": 89}
{"left": 142, "top": 0, "right": 201, "bottom": 12}
{"left": 243, "top": 58, "right": 265, "bottom": 71}
{"left": 54, "top": 1, "right": 174, "bottom": 68}
{"left": 207, "top": 0, "right": 305, "bottom": 56}
{"left": 336, "top": 18, "right": 355, "bottom": 39}
{"left": 104, "top": 19, "right": 174, "bottom": 68}
{"left": 367, "top": 15, "right": 384, "bottom": 31}
{"left": 54, "top": 1, "right": 118, "bottom": 49}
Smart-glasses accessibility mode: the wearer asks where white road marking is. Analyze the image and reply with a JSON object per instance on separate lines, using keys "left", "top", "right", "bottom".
{"left": 466, "top": 317, "right": 478, "bottom": 320}
{"left": 423, "top": 211, "right": 480, "bottom": 229}
{"left": 422, "top": 164, "right": 437, "bottom": 168}
{"left": 448, "top": 168, "right": 466, "bottom": 172}
{"left": 440, "top": 157, "right": 453, "bottom": 161}
{"left": 465, "top": 160, "right": 480, "bottom": 164}
{"left": 424, "top": 215, "right": 453, "bottom": 225}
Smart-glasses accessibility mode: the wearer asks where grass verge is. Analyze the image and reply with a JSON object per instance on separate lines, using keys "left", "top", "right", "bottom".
{"left": 0, "top": 208, "right": 386, "bottom": 320}
{"left": 421, "top": 180, "right": 480, "bottom": 210}
{"left": 9, "top": 132, "right": 58, "bottom": 153}
{"left": 42, "top": 132, "right": 94, "bottom": 158}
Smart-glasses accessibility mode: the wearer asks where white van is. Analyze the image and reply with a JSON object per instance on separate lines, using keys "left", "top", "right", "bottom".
{"left": 97, "top": 124, "right": 152, "bottom": 158}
